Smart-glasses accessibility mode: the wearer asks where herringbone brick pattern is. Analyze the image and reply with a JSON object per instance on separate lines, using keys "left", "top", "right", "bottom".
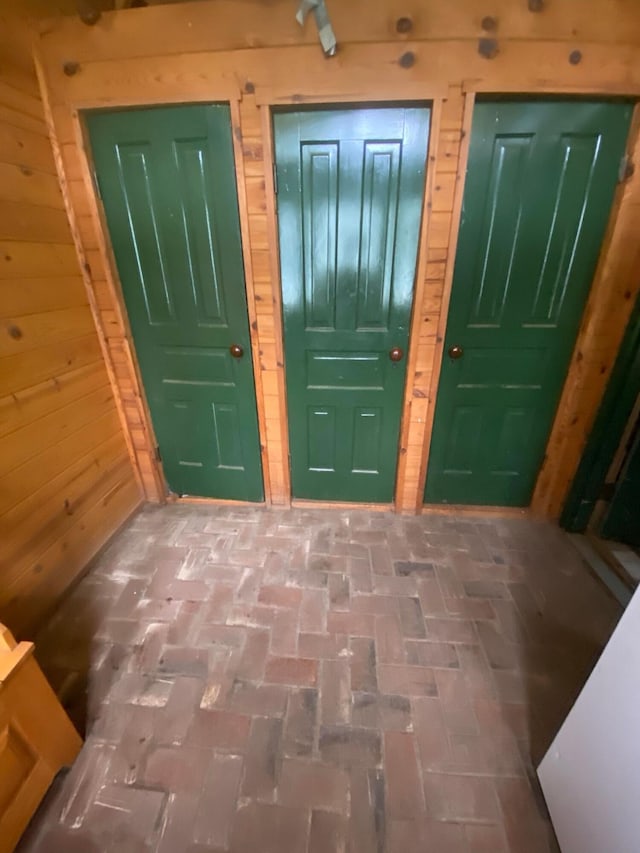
{"left": 18, "top": 505, "right": 620, "bottom": 852}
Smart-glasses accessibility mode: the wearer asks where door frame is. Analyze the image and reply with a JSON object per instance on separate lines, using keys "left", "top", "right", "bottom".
{"left": 71, "top": 96, "right": 271, "bottom": 504}
{"left": 33, "top": 18, "right": 640, "bottom": 516}
{"left": 86, "top": 103, "right": 267, "bottom": 503}
{"left": 420, "top": 93, "right": 640, "bottom": 517}
{"left": 561, "top": 294, "right": 640, "bottom": 532}
{"left": 268, "top": 100, "right": 438, "bottom": 509}
{"left": 420, "top": 95, "right": 638, "bottom": 513}
{"left": 35, "top": 65, "right": 447, "bottom": 511}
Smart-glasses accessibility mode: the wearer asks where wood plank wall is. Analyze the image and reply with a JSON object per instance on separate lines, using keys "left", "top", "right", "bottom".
{"left": 33, "top": 0, "right": 640, "bottom": 517}
{"left": 0, "top": 17, "right": 141, "bottom": 638}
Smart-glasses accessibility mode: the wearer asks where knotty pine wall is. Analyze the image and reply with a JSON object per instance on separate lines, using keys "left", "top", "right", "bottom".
{"left": 0, "top": 17, "right": 142, "bottom": 637}
{"left": 33, "top": 0, "right": 640, "bottom": 517}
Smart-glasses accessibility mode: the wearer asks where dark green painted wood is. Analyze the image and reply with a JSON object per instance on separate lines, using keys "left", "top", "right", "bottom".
{"left": 562, "top": 297, "right": 640, "bottom": 532}
{"left": 274, "top": 107, "right": 430, "bottom": 502}
{"left": 425, "top": 100, "right": 632, "bottom": 507}
{"left": 601, "top": 426, "right": 640, "bottom": 546}
{"left": 87, "top": 105, "right": 263, "bottom": 501}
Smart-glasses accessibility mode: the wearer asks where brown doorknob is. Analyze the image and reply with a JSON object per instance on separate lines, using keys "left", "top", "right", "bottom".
{"left": 389, "top": 347, "right": 404, "bottom": 362}
{"left": 229, "top": 343, "right": 244, "bottom": 358}
{"left": 448, "top": 344, "right": 464, "bottom": 360}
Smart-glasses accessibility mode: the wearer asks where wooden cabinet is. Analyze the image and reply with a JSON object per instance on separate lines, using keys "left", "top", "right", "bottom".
{"left": 0, "top": 624, "right": 81, "bottom": 853}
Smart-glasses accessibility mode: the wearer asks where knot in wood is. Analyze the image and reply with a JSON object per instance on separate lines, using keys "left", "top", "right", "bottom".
{"left": 78, "top": 4, "right": 101, "bottom": 25}
{"left": 478, "top": 38, "right": 499, "bottom": 59}
{"left": 481, "top": 15, "right": 498, "bottom": 31}
{"left": 396, "top": 17, "right": 413, "bottom": 34}
{"left": 399, "top": 51, "right": 416, "bottom": 69}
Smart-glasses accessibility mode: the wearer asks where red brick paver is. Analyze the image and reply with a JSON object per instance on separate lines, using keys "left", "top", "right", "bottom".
{"left": 18, "top": 505, "right": 621, "bottom": 852}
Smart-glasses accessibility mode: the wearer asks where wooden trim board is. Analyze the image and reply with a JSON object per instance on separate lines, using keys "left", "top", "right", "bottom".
{"left": 291, "top": 500, "right": 392, "bottom": 513}
{"left": 394, "top": 95, "right": 442, "bottom": 512}
{"left": 259, "top": 103, "right": 291, "bottom": 506}
{"left": 168, "top": 495, "right": 267, "bottom": 508}
{"left": 412, "top": 88, "right": 475, "bottom": 511}
{"left": 229, "top": 98, "right": 273, "bottom": 505}
{"left": 422, "top": 504, "right": 530, "bottom": 518}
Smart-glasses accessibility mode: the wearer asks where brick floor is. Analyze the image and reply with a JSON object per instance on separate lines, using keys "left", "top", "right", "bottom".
{"left": 18, "top": 505, "right": 621, "bottom": 853}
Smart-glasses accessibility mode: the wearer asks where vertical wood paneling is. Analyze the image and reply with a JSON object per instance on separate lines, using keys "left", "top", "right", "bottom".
{"left": 394, "top": 98, "right": 442, "bottom": 512}
{"left": 229, "top": 98, "right": 272, "bottom": 503}
{"left": 256, "top": 102, "right": 290, "bottom": 504}
{"left": 396, "top": 86, "right": 469, "bottom": 512}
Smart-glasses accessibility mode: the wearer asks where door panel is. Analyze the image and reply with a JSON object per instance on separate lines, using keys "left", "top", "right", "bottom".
{"left": 426, "top": 101, "right": 632, "bottom": 506}
{"left": 88, "top": 105, "right": 263, "bottom": 501}
{"left": 275, "top": 107, "right": 430, "bottom": 502}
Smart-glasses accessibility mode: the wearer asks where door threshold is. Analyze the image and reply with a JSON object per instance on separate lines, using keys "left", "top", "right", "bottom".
{"left": 569, "top": 534, "right": 633, "bottom": 607}
{"left": 291, "top": 499, "right": 393, "bottom": 512}
{"left": 585, "top": 532, "right": 640, "bottom": 591}
{"left": 169, "top": 494, "right": 268, "bottom": 508}
{"left": 422, "top": 503, "right": 530, "bottom": 518}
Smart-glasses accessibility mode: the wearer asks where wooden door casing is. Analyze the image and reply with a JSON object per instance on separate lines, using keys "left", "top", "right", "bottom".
{"left": 88, "top": 104, "right": 264, "bottom": 502}
{"left": 426, "top": 100, "right": 633, "bottom": 507}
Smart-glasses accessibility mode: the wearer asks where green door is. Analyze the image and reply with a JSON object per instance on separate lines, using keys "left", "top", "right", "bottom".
{"left": 425, "top": 100, "right": 631, "bottom": 507}
{"left": 88, "top": 105, "right": 263, "bottom": 501}
{"left": 274, "top": 107, "right": 430, "bottom": 502}
{"left": 601, "top": 428, "right": 640, "bottom": 547}
{"left": 562, "top": 297, "right": 640, "bottom": 533}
